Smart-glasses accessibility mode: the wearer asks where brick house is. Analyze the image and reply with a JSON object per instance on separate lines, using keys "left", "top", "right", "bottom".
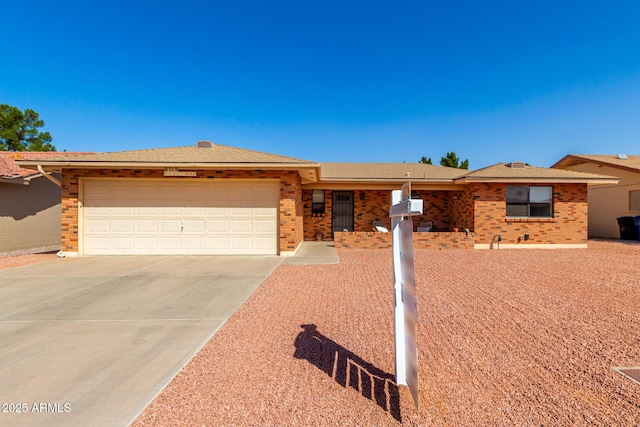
{"left": 16, "top": 142, "right": 617, "bottom": 256}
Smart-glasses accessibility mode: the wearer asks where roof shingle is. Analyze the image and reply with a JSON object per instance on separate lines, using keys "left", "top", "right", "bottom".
{"left": 552, "top": 154, "right": 640, "bottom": 172}
{"left": 0, "top": 152, "right": 88, "bottom": 179}
{"left": 459, "top": 162, "right": 618, "bottom": 182}
{"left": 320, "top": 162, "right": 466, "bottom": 181}
{"left": 21, "top": 144, "right": 315, "bottom": 165}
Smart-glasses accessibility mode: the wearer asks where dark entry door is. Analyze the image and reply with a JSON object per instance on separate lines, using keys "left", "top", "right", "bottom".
{"left": 332, "top": 191, "right": 354, "bottom": 236}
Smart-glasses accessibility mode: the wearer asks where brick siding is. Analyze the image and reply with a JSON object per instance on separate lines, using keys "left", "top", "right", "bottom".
{"left": 470, "top": 183, "right": 588, "bottom": 245}
{"left": 302, "top": 189, "right": 467, "bottom": 238}
{"left": 334, "top": 231, "right": 475, "bottom": 249}
{"left": 61, "top": 169, "right": 303, "bottom": 254}
{"left": 308, "top": 183, "right": 587, "bottom": 248}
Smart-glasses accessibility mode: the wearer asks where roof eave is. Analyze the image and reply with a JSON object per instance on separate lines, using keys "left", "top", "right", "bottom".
{"left": 0, "top": 176, "right": 30, "bottom": 185}
{"left": 16, "top": 160, "right": 320, "bottom": 170}
{"left": 456, "top": 177, "right": 620, "bottom": 185}
{"left": 16, "top": 160, "right": 321, "bottom": 183}
{"left": 319, "top": 177, "right": 458, "bottom": 183}
{"left": 552, "top": 155, "right": 640, "bottom": 174}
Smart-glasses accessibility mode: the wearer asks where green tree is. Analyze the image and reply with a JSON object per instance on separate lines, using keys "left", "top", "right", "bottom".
{"left": 419, "top": 156, "right": 432, "bottom": 164}
{"left": 0, "top": 104, "right": 55, "bottom": 151}
{"left": 440, "top": 152, "right": 468, "bottom": 169}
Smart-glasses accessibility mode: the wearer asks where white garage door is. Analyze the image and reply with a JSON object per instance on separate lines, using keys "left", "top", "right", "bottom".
{"left": 82, "top": 179, "right": 279, "bottom": 255}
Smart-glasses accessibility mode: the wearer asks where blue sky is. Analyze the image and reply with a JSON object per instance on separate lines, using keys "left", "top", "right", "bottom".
{"left": 2, "top": 1, "right": 639, "bottom": 168}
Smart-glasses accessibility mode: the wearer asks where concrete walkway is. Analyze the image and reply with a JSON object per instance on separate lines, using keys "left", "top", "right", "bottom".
{"left": 283, "top": 241, "right": 340, "bottom": 265}
{"left": 0, "top": 255, "right": 282, "bottom": 427}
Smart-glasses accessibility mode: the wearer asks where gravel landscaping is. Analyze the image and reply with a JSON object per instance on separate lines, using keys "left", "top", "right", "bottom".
{"left": 0, "top": 247, "right": 59, "bottom": 270}
{"left": 130, "top": 240, "right": 640, "bottom": 426}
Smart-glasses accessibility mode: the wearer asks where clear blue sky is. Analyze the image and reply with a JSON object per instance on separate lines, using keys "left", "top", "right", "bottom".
{"left": 2, "top": 1, "right": 639, "bottom": 168}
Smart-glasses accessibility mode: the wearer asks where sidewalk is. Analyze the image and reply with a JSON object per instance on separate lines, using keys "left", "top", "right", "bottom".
{"left": 282, "top": 241, "right": 339, "bottom": 265}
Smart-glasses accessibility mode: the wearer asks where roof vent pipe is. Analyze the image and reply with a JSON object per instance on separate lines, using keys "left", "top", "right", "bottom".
{"left": 196, "top": 140, "right": 213, "bottom": 148}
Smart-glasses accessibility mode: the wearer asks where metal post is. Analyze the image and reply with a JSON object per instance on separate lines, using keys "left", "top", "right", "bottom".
{"left": 391, "top": 190, "right": 406, "bottom": 386}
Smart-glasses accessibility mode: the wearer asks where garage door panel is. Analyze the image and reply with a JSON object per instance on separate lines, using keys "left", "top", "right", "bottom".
{"left": 113, "top": 238, "right": 134, "bottom": 250}
{"left": 184, "top": 219, "right": 205, "bottom": 233}
{"left": 85, "top": 237, "right": 110, "bottom": 251}
{"left": 85, "top": 206, "right": 110, "bottom": 216}
{"left": 231, "top": 219, "right": 253, "bottom": 233}
{"left": 85, "top": 219, "right": 110, "bottom": 233}
{"left": 136, "top": 238, "right": 157, "bottom": 250}
{"left": 255, "top": 219, "right": 276, "bottom": 233}
{"left": 184, "top": 237, "right": 206, "bottom": 250}
{"left": 112, "top": 207, "right": 135, "bottom": 216}
{"left": 183, "top": 206, "right": 206, "bottom": 216}
{"left": 160, "top": 220, "right": 181, "bottom": 233}
{"left": 255, "top": 237, "right": 277, "bottom": 250}
{"left": 112, "top": 220, "right": 134, "bottom": 233}
{"left": 208, "top": 220, "right": 229, "bottom": 233}
{"left": 83, "top": 180, "right": 279, "bottom": 255}
{"left": 231, "top": 207, "right": 254, "bottom": 216}
{"left": 160, "top": 238, "right": 181, "bottom": 250}
{"left": 136, "top": 206, "right": 159, "bottom": 215}
{"left": 230, "top": 237, "right": 253, "bottom": 250}
{"left": 136, "top": 220, "right": 158, "bottom": 233}
{"left": 207, "top": 207, "right": 231, "bottom": 216}
{"left": 255, "top": 207, "right": 277, "bottom": 217}
{"left": 160, "top": 207, "right": 181, "bottom": 215}
{"left": 207, "top": 237, "right": 230, "bottom": 250}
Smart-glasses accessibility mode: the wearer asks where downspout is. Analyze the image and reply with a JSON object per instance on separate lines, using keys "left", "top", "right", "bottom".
{"left": 37, "top": 165, "right": 62, "bottom": 187}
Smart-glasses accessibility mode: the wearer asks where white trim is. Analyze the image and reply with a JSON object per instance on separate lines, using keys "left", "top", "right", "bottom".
{"left": 475, "top": 243, "right": 588, "bottom": 249}
{"left": 59, "top": 251, "right": 79, "bottom": 257}
{"left": 280, "top": 240, "right": 304, "bottom": 257}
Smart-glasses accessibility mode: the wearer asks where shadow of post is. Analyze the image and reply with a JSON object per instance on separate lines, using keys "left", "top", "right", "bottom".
{"left": 293, "top": 324, "right": 401, "bottom": 422}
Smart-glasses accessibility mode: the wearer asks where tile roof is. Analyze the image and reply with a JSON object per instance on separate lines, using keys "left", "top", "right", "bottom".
{"left": 552, "top": 154, "right": 640, "bottom": 173}
{"left": 21, "top": 143, "right": 316, "bottom": 165}
{"left": 320, "top": 162, "right": 467, "bottom": 181}
{"left": 0, "top": 151, "right": 88, "bottom": 179}
{"left": 459, "top": 162, "right": 618, "bottom": 182}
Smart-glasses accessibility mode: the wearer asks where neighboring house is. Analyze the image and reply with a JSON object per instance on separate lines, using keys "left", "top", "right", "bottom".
{"left": 16, "top": 142, "right": 617, "bottom": 256}
{"left": 552, "top": 154, "right": 639, "bottom": 238}
{"left": 0, "top": 152, "right": 65, "bottom": 253}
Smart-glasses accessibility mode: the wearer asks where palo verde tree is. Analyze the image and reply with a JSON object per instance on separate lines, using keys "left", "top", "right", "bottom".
{"left": 0, "top": 104, "right": 55, "bottom": 151}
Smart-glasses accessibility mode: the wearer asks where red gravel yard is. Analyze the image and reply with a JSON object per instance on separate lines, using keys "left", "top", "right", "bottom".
{"left": 134, "top": 241, "right": 640, "bottom": 426}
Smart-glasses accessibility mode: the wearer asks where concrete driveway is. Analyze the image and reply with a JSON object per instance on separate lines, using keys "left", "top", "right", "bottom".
{"left": 0, "top": 255, "right": 282, "bottom": 427}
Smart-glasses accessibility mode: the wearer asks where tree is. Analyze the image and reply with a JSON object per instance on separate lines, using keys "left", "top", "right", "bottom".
{"left": 0, "top": 104, "right": 55, "bottom": 151}
{"left": 440, "top": 152, "right": 468, "bottom": 169}
{"left": 419, "top": 156, "right": 432, "bottom": 164}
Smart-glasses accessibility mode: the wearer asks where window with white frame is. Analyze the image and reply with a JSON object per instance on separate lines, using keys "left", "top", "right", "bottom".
{"left": 506, "top": 185, "right": 553, "bottom": 218}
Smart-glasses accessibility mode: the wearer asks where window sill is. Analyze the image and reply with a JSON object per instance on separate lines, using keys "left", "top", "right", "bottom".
{"left": 505, "top": 217, "right": 555, "bottom": 223}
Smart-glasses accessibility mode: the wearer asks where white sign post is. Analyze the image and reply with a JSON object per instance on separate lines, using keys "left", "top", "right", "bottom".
{"left": 389, "top": 186, "right": 422, "bottom": 410}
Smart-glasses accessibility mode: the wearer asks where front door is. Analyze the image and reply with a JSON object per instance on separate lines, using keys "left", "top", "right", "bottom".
{"left": 332, "top": 191, "right": 354, "bottom": 236}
